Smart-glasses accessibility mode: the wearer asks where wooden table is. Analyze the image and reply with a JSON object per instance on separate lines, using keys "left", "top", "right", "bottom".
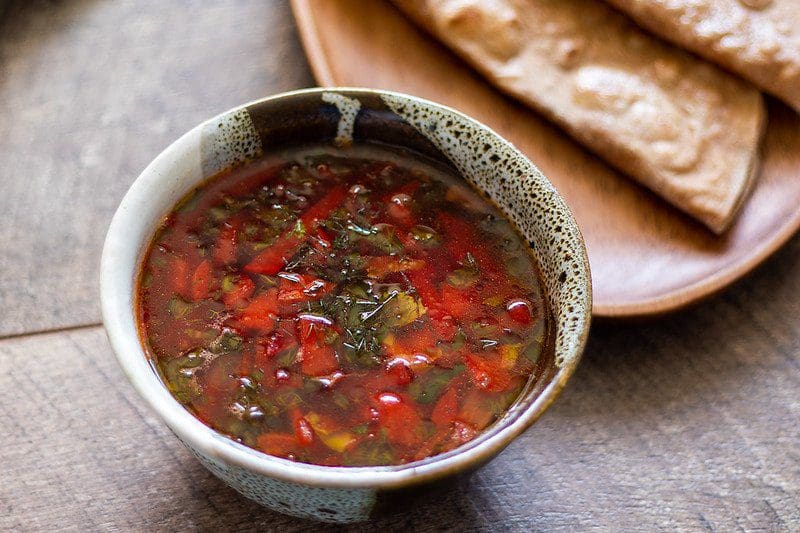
{"left": 1, "top": 1, "right": 797, "bottom": 530}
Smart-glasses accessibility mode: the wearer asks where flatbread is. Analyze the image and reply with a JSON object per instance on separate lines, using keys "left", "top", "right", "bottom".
{"left": 605, "top": 0, "right": 800, "bottom": 113}
{"left": 393, "top": 0, "right": 766, "bottom": 233}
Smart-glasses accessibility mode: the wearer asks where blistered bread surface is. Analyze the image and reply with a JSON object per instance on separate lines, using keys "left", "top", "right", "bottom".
{"left": 394, "top": 0, "right": 766, "bottom": 233}
{"left": 605, "top": 0, "right": 800, "bottom": 111}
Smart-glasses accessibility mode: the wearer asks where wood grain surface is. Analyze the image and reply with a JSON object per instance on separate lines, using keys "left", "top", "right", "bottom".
{"left": 0, "top": 0, "right": 313, "bottom": 337}
{"left": 1, "top": 1, "right": 798, "bottom": 531}
{"left": 291, "top": 0, "right": 800, "bottom": 318}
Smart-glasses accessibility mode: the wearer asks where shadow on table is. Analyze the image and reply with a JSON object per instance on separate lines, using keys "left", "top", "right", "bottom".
{"left": 582, "top": 228, "right": 800, "bottom": 418}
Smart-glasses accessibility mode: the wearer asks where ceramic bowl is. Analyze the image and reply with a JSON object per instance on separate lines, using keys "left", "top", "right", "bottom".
{"left": 100, "top": 87, "right": 592, "bottom": 523}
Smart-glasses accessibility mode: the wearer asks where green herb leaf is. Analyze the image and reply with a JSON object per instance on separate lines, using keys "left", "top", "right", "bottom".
{"left": 408, "top": 364, "right": 465, "bottom": 404}
{"left": 167, "top": 296, "right": 194, "bottom": 319}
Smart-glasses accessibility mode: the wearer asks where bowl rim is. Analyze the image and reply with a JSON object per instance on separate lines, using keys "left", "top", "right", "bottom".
{"left": 100, "top": 87, "right": 592, "bottom": 490}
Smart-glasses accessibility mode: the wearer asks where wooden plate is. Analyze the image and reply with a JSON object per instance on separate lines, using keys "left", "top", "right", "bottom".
{"left": 290, "top": 0, "right": 800, "bottom": 318}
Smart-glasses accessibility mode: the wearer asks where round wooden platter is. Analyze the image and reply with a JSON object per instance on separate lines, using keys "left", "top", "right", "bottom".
{"left": 290, "top": 0, "right": 800, "bottom": 318}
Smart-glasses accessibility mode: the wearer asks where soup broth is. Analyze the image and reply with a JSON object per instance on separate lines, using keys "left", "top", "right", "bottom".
{"left": 137, "top": 144, "right": 549, "bottom": 466}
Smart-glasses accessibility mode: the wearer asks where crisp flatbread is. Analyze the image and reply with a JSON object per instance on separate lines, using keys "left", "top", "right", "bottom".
{"left": 604, "top": 0, "right": 800, "bottom": 112}
{"left": 393, "top": 0, "right": 766, "bottom": 233}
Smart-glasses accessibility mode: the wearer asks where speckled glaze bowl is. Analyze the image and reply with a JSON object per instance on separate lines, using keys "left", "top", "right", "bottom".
{"left": 101, "top": 88, "right": 591, "bottom": 523}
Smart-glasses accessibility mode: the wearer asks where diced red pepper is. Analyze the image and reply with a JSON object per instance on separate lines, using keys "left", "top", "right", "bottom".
{"left": 190, "top": 259, "right": 212, "bottom": 301}
{"left": 256, "top": 433, "right": 297, "bottom": 456}
{"left": 431, "top": 384, "right": 460, "bottom": 426}
{"left": 374, "top": 392, "right": 423, "bottom": 448}
{"left": 465, "top": 353, "right": 513, "bottom": 392}
{"left": 222, "top": 276, "right": 256, "bottom": 308}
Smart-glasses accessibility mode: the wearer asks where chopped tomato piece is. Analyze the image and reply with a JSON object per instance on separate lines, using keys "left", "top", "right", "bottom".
{"left": 431, "top": 384, "right": 460, "bottom": 426}
{"left": 465, "top": 353, "right": 513, "bottom": 392}
{"left": 256, "top": 433, "right": 297, "bottom": 456}
{"left": 236, "top": 313, "right": 276, "bottom": 334}
{"left": 233, "top": 289, "right": 278, "bottom": 333}
{"left": 440, "top": 284, "right": 475, "bottom": 320}
{"left": 189, "top": 259, "right": 212, "bottom": 301}
{"left": 406, "top": 268, "right": 455, "bottom": 337}
{"left": 222, "top": 276, "right": 255, "bottom": 307}
{"left": 299, "top": 342, "right": 338, "bottom": 376}
{"left": 296, "top": 316, "right": 338, "bottom": 376}
{"left": 374, "top": 392, "right": 423, "bottom": 448}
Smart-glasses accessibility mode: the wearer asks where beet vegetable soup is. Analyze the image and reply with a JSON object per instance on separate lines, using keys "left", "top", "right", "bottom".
{"left": 137, "top": 144, "right": 551, "bottom": 467}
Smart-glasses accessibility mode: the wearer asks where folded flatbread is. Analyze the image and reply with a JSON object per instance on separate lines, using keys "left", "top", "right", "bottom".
{"left": 393, "top": 0, "right": 766, "bottom": 233}
{"left": 604, "top": 0, "right": 800, "bottom": 113}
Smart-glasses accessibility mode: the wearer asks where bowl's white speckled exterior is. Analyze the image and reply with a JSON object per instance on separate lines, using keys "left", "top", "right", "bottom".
{"left": 100, "top": 88, "right": 591, "bottom": 523}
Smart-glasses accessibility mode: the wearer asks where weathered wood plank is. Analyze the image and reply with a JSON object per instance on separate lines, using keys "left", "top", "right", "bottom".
{"left": 2, "top": 251, "right": 798, "bottom": 533}
{"left": 0, "top": 0, "right": 314, "bottom": 336}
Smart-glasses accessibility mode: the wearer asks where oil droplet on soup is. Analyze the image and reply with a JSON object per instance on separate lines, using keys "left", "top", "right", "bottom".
{"left": 137, "top": 144, "right": 550, "bottom": 466}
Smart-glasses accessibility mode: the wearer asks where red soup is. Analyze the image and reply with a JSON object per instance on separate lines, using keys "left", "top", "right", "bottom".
{"left": 138, "top": 144, "right": 550, "bottom": 466}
